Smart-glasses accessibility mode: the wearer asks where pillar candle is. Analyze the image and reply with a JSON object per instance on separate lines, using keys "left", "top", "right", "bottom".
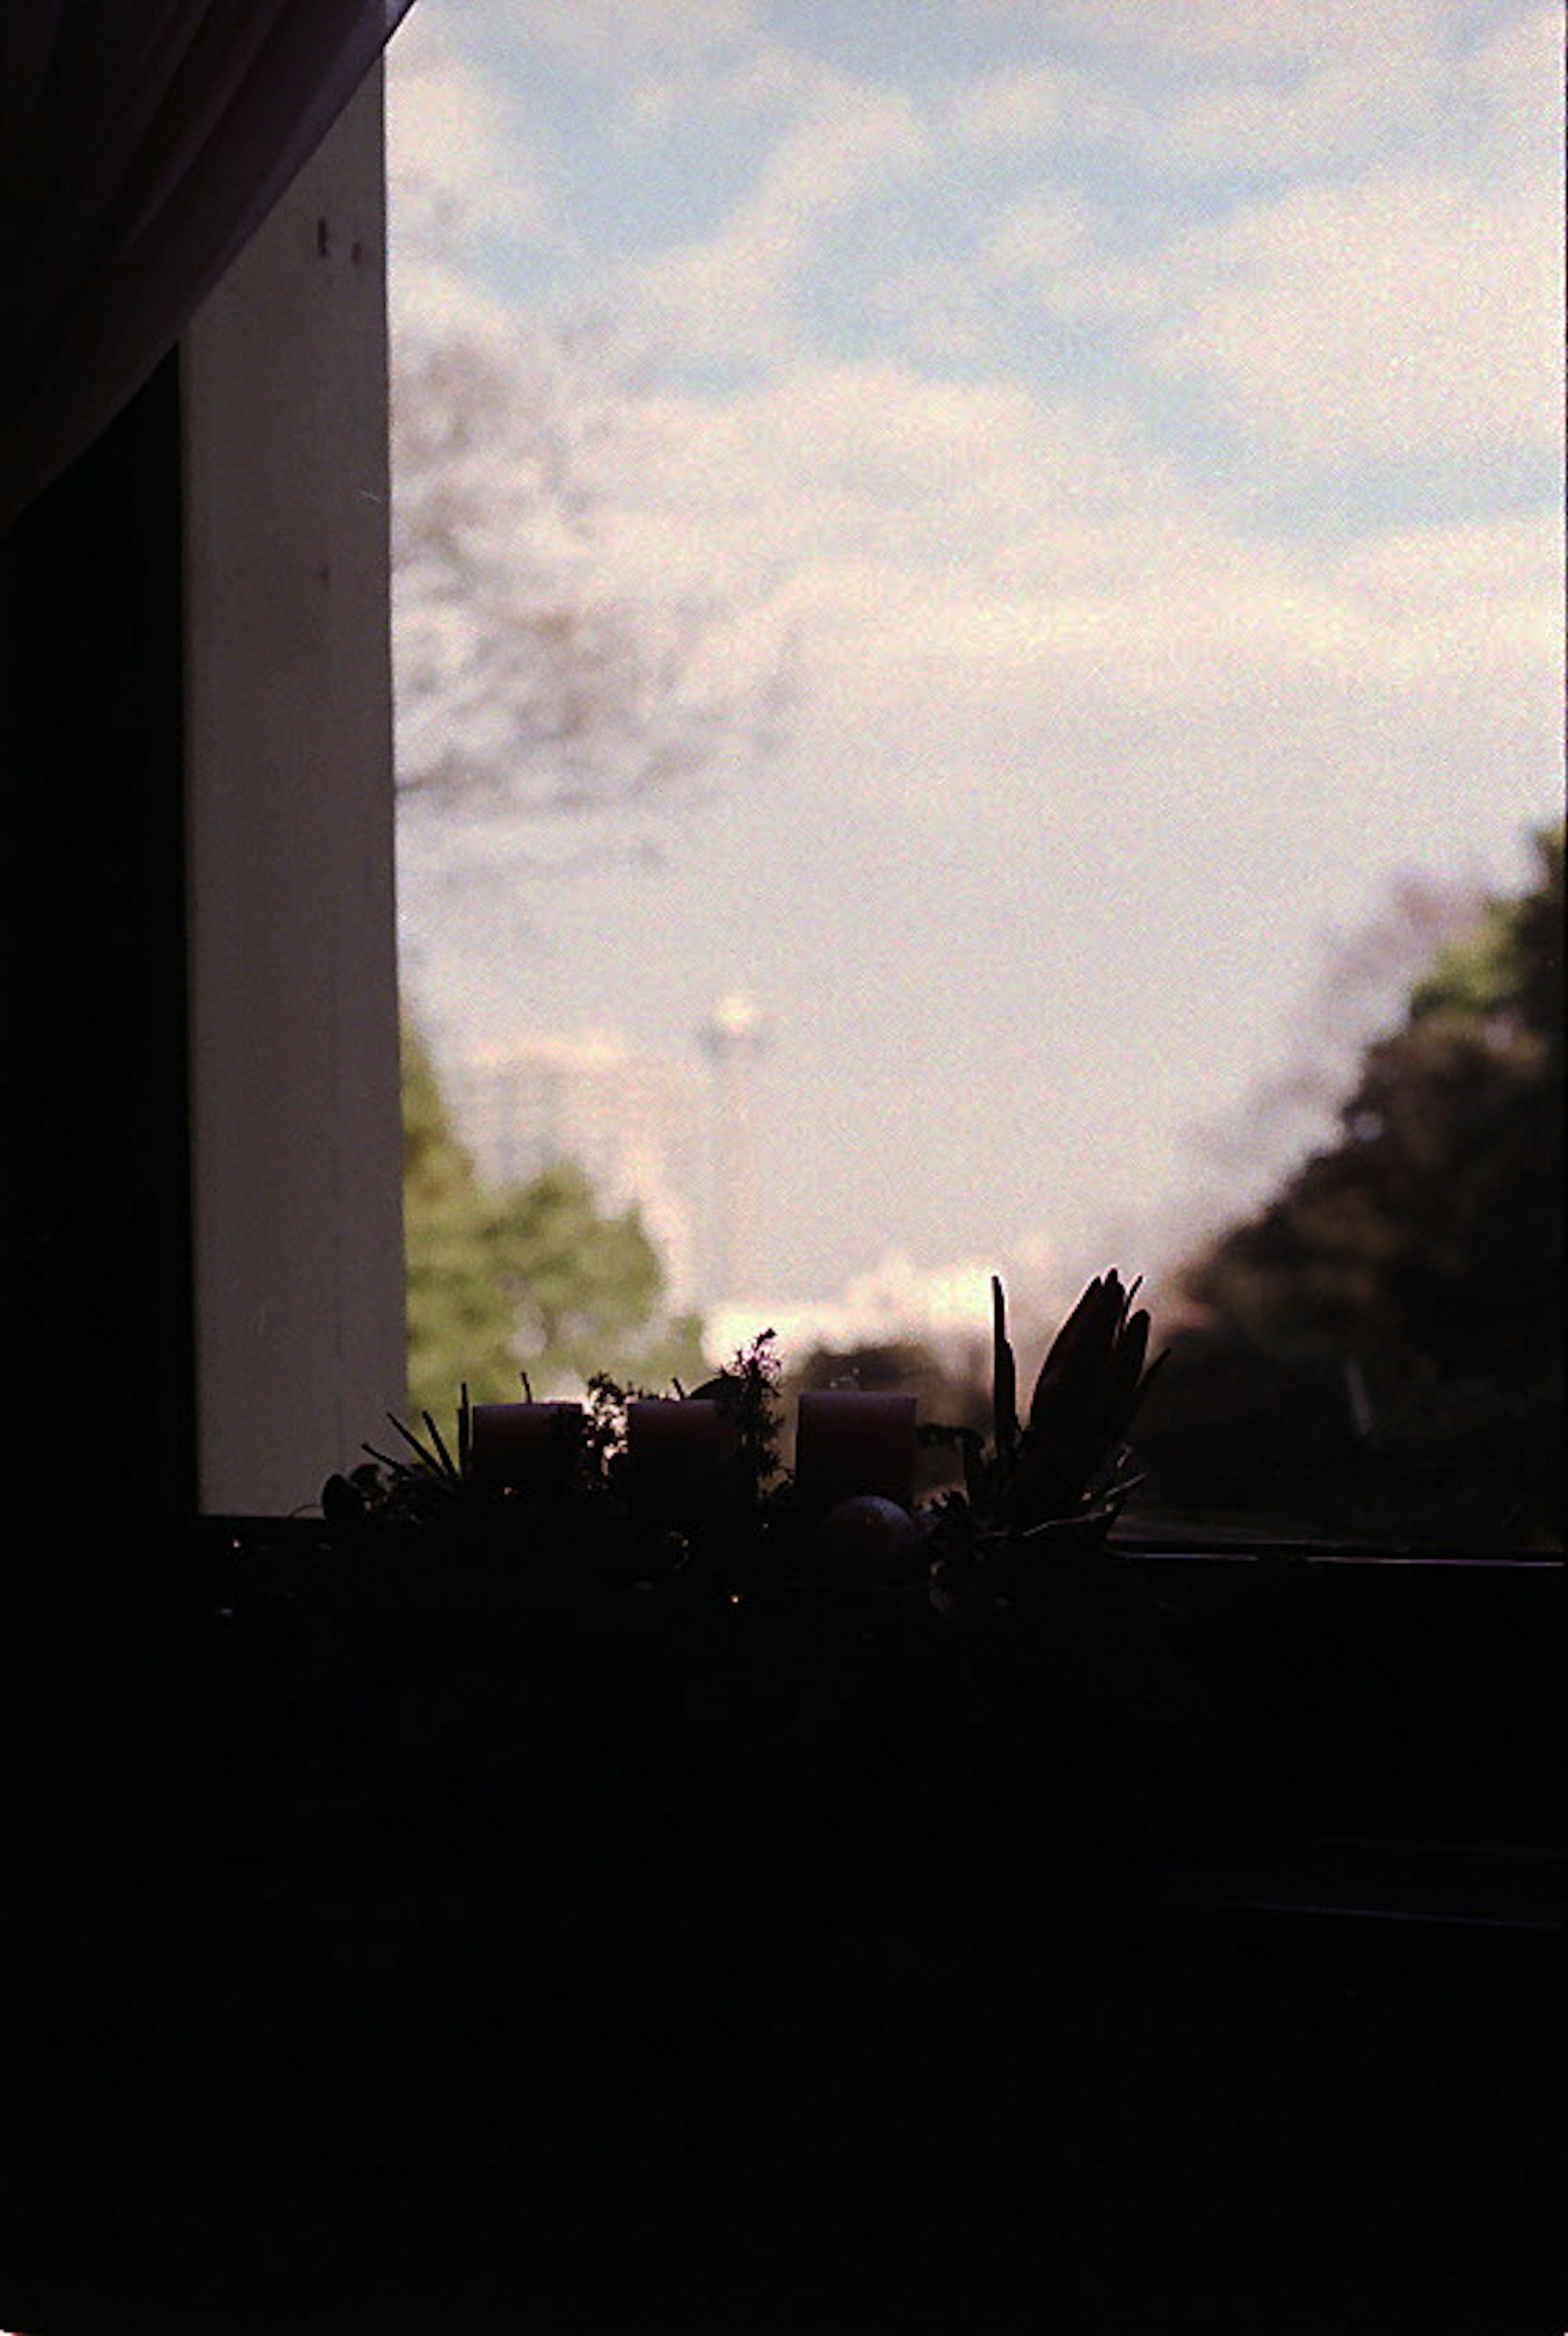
{"left": 468, "top": 1401, "right": 584, "bottom": 1496}
{"left": 793, "top": 1390, "right": 917, "bottom": 1518}
{"left": 626, "top": 1399, "right": 740, "bottom": 1526}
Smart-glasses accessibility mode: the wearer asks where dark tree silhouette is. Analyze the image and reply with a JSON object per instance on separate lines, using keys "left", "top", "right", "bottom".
{"left": 1137, "top": 825, "right": 1562, "bottom": 1546}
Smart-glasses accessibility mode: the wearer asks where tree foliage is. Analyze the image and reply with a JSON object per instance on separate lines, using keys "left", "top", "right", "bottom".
{"left": 402, "top": 1017, "right": 707, "bottom": 1417}
{"left": 402, "top": 1015, "right": 519, "bottom": 1417}
{"left": 392, "top": 323, "right": 791, "bottom": 822}
{"left": 488, "top": 1158, "right": 708, "bottom": 1399}
{"left": 1138, "top": 825, "right": 1563, "bottom": 1546}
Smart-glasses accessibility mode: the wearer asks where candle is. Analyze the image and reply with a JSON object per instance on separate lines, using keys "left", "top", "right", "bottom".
{"left": 468, "top": 1401, "right": 584, "bottom": 1497}
{"left": 626, "top": 1399, "right": 740, "bottom": 1526}
{"left": 794, "top": 1390, "right": 917, "bottom": 1519}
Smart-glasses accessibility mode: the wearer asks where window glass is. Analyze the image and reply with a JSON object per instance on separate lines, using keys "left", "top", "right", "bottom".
{"left": 386, "top": 3, "right": 1561, "bottom": 1548}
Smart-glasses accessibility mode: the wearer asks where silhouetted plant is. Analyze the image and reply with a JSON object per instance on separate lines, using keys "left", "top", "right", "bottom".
{"left": 921, "top": 1271, "right": 1165, "bottom": 1608}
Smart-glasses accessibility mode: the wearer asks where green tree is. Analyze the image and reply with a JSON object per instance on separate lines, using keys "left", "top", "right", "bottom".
{"left": 402, "top": 1016, "right": 519, "bottom": 1417}
{"left": 1140, "top": 823, "right": 1563, "bottom": 1546}
{"left": 488, "top": 1158, "right": 708, "bottom": 1397}
{"left": 402, "top": 1016, "right": 708, "bottom": 1417}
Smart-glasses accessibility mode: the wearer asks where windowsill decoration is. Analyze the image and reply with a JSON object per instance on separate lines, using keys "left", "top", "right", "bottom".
{"left": 178, "top": 1271, "right": 1243, "bottom": 1915}
{"left": 318, "top": 1270, "right": 1163, "bottom": 1609}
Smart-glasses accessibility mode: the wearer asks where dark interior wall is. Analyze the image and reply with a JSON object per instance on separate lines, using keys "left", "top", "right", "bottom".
{"left": 1, "top": 355, "right": 196, "bottom": 1598}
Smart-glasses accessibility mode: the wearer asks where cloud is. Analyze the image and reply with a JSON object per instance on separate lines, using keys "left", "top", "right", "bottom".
{"left": 982, "top": 190, "right": 1092, "bottom": 276}
{"left": 1028, "top": 0, "right": 1455, "bottom": 71}
{"left": 968, "top": 8, "right": 1559, "bottom": 473}
{"left": 948, "top": 2, "right": 1467, "bottom": 171}
{"left": 569, "top": 355, "right": 1557, "bottom": 844}
{"left": 627, "top": 88, "right": 927, "bottom": 358}
{"left": 948, "top": 61, "right": 1076, "bottom": 149}
{"left": 865, "top": 258, "right": 1001, "bottom": 362}
{"left": 612, "top": 360, "right": 1160, "bottom": 614}
{"left": 500, "top": 0, "right": 763, "bottom": 65}
{"left": 387, "top": 14, "right": 569, "bottom": 251}
{"left": 976, "top": 190, "right": 1168, "bottom": 326}
{"left": 1474, "top": 1, "right": 1563, "bottom": 146}
{"left": 617, "top": 28, "right": 864, "bottom": 140}
{"left": 1152, "top": 51, "right": 1445, "bottom": 174}
{"left": 1145, "top": 163, "right": 1558, "bottom": 463}
{"left": 386, "top": 11, "right": 577, "bottom": 344}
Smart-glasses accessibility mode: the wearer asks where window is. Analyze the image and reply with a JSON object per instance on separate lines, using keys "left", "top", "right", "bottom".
{"left": 385, "top": 4, "right": 1560, "bottom": 1551}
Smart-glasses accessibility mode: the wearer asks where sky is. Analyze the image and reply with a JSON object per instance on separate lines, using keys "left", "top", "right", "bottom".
{"left": 384, "top": 0, "right": 1561, "bottom": 1338}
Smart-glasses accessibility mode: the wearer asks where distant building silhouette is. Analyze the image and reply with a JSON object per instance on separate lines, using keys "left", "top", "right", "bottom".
{"left": 450, "top": 1032, "right": 702, "bottom": 1313}
{"left": 700, "top": 991, "right": 768, "bottom": 1304}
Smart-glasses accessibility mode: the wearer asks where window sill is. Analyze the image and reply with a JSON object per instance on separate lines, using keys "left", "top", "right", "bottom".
{"left": 4, "top": 1527, "right": 1557, "bottom": 2334}
{"left": 12, "top": 1521, "right": 1559, "bottom": 1901}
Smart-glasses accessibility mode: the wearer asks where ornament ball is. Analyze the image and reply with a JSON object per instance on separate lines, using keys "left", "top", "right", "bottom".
{"left": 816, "top": 1495, "right": 921, "bottom": 1580}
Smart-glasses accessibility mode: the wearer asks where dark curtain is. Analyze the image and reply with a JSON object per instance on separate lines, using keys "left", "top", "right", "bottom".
{"left": 0, "top": 0, "right": 416, "bottom": 536}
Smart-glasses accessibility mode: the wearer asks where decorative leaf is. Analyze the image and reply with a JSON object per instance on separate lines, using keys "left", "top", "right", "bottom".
{"left": 422, "top": 1408, "right": 460, "bottom": 1482}
{"left": 380, "top": 1412, "right": 446, "bottom": 1475}
{"left": 992, "top": 1275, "right": 1018, "bottom": 1459}
{"left": 1105, "top": 1306, "right": 1151, "bottom": 1444}
{"left": 1117, "top": 1338, "right": 1168, "bottom": 1436}
{"left": 1030, "top": 1273, "right": 1103, "bottom": 1403}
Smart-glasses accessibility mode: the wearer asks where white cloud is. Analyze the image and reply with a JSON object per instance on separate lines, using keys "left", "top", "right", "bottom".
{"left": 970, "top": 19, "right": 1558, "bottom": 472}
{"left": 386, "top": 11, "right": 579, "bottom": 352}
{"left": 977, "top": 190, "right": 1171, "bottom": 327}
{"left": 1155, "top": 51, "right": 1445, "bottom": 173}
{"left": 982, "top": 190, "right": 1093, "bottom": 277}
{"left": 1019, "top": 0, "right": 1558, "bottom": 183}
{"left": 1147, "top": 163, "right": 1559, "bottom": 462}
{"left": 555, "top": 354, "right": 1557, "bottom": 849}
{"left": 949, "top": 0, "right": 1462, "bottom": 170}
{"left": 949, "top": 61, "right": 1074, "bottom": 149}
{"left": 384, "top": 227, "right": 1559, "bottom": 814}
{"left": 617, "top": 29, "right": 862, "bottom": 138}
{"left": 1035, "top": 0, "right": 1454, "bottom": 71}
{"left": 387, "top": 13, "right": 570, "bottom": 254}
{"left": 628, "top": 88, "right": 927, "bottom": 357}
{"left": 554, "top": 0, "right": 760, "bottom": 53}
{"left": 1324, "top": 511, "right": 1564, "bottom": 679}
{"left": 866, "top": 258, "right": 1000, "bottom": 361}
{"left": 1472, "top": 2, "right": 1563, "bottom": 147}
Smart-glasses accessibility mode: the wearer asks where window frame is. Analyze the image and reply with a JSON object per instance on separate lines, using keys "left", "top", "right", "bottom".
{"left": 181, "top": 65, "right": 405, "bottom": 1515}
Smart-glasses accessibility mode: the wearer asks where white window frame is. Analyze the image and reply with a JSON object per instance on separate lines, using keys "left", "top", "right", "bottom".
{"left": 182, "top": 68, "right": 405, "bottom": 1515}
